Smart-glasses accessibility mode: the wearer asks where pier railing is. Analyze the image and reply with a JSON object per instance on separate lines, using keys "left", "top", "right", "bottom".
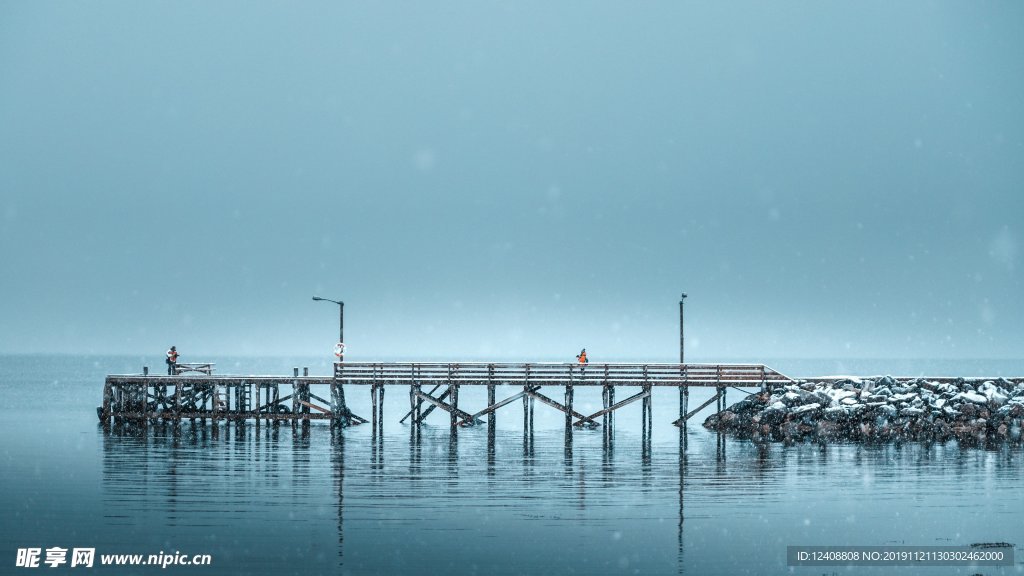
{"left": 334, "top": 362, "right": 794, "bottom": 387}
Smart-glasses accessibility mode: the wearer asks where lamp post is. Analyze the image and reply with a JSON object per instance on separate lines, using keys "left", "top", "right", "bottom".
{"left": 679, "top": 292, "right": 687, "bottom": 364}
{"left": 313, "top": 295, "right": 350, "bottom": 426}
{"left": 312, "top": 296, "right": 344, "bottom": 361}
{"left": 679, "top": 292, "right": 688, "bottom": 428}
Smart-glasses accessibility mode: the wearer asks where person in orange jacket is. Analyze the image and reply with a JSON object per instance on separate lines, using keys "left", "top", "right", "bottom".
{"left": 166, "top": 346, "right": 180, "bottom": 375}
{"left": 576, "top": 348, "right": 588, "bottom": 364}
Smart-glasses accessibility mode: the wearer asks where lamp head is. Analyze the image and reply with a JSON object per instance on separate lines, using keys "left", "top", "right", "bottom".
{"left": 312, "top": 296, "right": 323, "bottom": 301}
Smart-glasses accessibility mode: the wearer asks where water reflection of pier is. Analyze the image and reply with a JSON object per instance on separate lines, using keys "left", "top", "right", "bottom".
{"left": 100, "top": 407, "right": 752, "bottom": 575}
{"left": 100, "top": 421, "right": 350, "bottom": 571}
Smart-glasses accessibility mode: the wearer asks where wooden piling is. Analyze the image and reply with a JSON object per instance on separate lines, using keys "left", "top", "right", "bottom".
{"left": 565, "top": 370, "right": 574, "bottom": 432}
{"left": 487, "top": 379, "right": 496, "bottom": 435}
{"left": 452, "top": 383, "right": 459, "bottom": 428}
{"left": 377, "top": 383, "right": 384, "bottom": 429}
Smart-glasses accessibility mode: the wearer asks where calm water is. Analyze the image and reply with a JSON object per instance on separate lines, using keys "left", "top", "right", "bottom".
{"left": 2, "top": 355, "right": 1023, "bottom": 575}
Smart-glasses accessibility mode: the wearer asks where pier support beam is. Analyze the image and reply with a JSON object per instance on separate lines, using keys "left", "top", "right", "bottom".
{"left": 449, "top": 380, "right": 458, "bottom": 429}
{"left": 370, "top": 364, "right": 384, "bottom": 435}
{"left": 487, "top": 382, "right": 496, "bottom": 434}
{"left": 677, "top": 386, "right": 688, "bottom": 428}
{"left": 523, "top": 389, "right": 534, "bottom": 458}
{"left": 100, "top": 382, "right": 113, "bottom": 425}
{"left": 336, "top": 382, "right": 351, "bottom": 427}
{"left": 565, "top": 380, "right": 574, "bottom": 432}
{"left": 642, "top": 384, "right": 652, "bottom": 432}
{"left": 608, "top": 386, "right": 615, "bottom": 429}
{"left": 523, "top": 384, "right": 535, "bottom": 436}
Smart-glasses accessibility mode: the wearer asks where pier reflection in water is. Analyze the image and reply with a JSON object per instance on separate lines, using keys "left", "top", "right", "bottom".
{"left": 99, "top": 409, "right": 692, "bottom": 575}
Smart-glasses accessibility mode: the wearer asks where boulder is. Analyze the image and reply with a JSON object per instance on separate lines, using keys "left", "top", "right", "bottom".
{"left": 781, "top": 391, "right": 803, "bottom": 406}
{"left": 792, "top": 402, "right": 821, "bottom": 414}
{"left": 828, "top": 390, "right": 858, "bottom": 405}
{"left": 716, "top": 411, "right": 738, "bottom": 429}
{"left": 958, "top": 391, "right": 988, "bottom": 405}
{"left": 959, "top": 403, "right": 979, "bottom": 418}
{"left": 984, "top": 389, "right": 1009, "bottom": 407}
{"left": 760, "top": 406, "right": 787, "bottom": 425}
{"left": 823, "top": 406, "right": 851, "bottom": 421}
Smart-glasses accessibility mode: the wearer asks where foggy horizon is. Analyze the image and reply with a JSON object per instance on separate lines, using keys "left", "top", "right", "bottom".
{"left": 1, "top": 2, "right": 1021, "bottom": 362}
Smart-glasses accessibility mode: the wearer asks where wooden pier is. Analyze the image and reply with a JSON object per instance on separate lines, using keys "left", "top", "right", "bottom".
{"left": 101, "top": 297, "right": 1024, "bottom": 439}
{"left": 98, "top": 362, "right": 795, "bottom": 429}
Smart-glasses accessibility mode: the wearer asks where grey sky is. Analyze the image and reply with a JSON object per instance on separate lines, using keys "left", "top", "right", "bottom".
{"left": 1, "top": 1, "right": 1021, "bottom": 361}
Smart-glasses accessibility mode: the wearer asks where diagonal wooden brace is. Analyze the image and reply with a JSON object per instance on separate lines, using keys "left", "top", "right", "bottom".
{"left": 672, "top": 388, "right": 722, "bottom": 426}
{"left": 416, "top": 387, "right": 450, "bottom": 422}
{"left": 255, "top": 394, "right": 293, "bottom": 413}
{"left": 413, "top": 390, "right": 481, "bottom": 425}
{"left": 346, "top": 411, "right": 369, "bottom": 424}
{"left": 524, "top": 388, "right": 600, "bottom": 428}
{"left": 295, "top": 399, "right": 331, "bottom": 414}
{"left": 575, "top": 388, "right": 650, "bottom": 427}
{"left": 458, "top": 385, "right": 540, "bottom": 426}
{"left": 400, "top": 383, "right": 443, "bottom": 424}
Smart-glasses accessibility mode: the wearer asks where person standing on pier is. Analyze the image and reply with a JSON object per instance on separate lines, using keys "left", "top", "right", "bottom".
{"left": 576, "top": 348, "right": 588, "bottom": 364}
{"left": 166, "top": 346, "right": 179, "bottom": 375}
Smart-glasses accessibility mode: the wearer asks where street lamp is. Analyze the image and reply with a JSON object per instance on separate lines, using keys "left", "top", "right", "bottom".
{"left": 312, "top": 296, "right": 344, "bottom": 361}
{"left": 313, "top": 295, "right": 351, "bottom": 427}
{"left": 678, "top": 292, "right": 689, "bottom": 430}
{"left": 679, "top": 292, "right": 687, "bottom": 364}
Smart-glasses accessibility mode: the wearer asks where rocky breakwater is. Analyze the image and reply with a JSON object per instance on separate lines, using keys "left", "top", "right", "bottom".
{"left": 704, "top": 377, "right": 1024, "bottom": 442}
